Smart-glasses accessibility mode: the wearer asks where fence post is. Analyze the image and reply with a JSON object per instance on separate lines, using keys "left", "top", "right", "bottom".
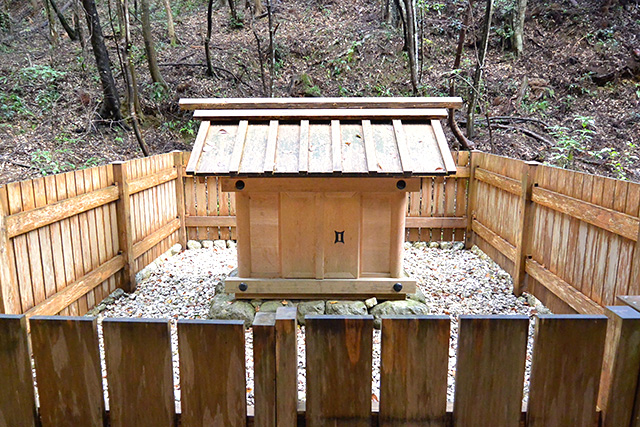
{"left": 112, "top": 162, "right": 136, "bottom": 292}
{"left": 0, "top": 186, "right": 20, "bottom": 314}
{"left": 172, "top": 151, "right": 187, "bottom": 248}
{"left": 597, "top": 305, "right": 640, "bottom": 427}
{"left": 464, "top": 150, "right": 481, "bottom": 249}
{"left": 275, "top": 306, "right": 298, "bottom": 426}
{"left": 513, "top": 161, "right": 539, "bottom": 295}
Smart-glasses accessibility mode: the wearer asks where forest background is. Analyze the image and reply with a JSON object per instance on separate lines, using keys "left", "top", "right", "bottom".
{"left": 0, "top": 0, "right": 638, "bottom": 185}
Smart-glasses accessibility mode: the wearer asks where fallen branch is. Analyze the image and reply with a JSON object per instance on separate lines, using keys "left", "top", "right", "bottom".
{"left": 489, "top": 124, "right": 554, "bottom": 146}
{"left": 458, "top": 120, "right": 554, "bottom": 146}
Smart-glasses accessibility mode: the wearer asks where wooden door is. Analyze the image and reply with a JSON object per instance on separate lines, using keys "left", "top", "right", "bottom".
{"left": 323, "top": 193, "right": 360, "bottom": 278}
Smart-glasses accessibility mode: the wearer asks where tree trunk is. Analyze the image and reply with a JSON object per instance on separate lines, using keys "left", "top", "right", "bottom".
{"left": 266, "top": 0, "right": 275, "bottom": 97}
{"left": 162, "top": 0, "right": 178, "bottom": 45}
{"left": 74, "top": 0, "right": 86, "bottom": 50}
{"left": 512, "top": 0, "right": 527, "bottom": 57}
{"left": 81, "top": 0, "right": 123, "bottom": 122}
{"left": 449, "top": 0, "right": 473, "bottom": 150}
{"left": 140, "top": 0, "right": 168, "bottom": 89}
{"left": 466, "top": 0, "right": 493, "bottom": 139}
{"left": 404, "top": 0, "right": 419, "bottom": 94}
{"left": 227, "top": 0, "right": 239, "bottom": 23}
{"left": 43, "top": 0, "right": 59, "bottom": 47}
{"left": 121, "top": 0, "right": 150, "bottom": 156}
{"left": 48, "top": 0, "right": 78, "bottom": 40}
{"left": 205, "top": 0, "right": 215, "bottom": 77}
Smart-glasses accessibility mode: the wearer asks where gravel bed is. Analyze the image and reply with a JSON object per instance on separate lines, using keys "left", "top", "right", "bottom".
{"left": 93, "top": 241, "right": 550, "bottom": 409}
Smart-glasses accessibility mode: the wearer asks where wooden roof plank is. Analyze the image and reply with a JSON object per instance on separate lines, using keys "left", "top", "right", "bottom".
{"left": 432, "top": 119, "right": 457, "bottom": 173}
{"left": 185, "top": 121, "right": 210, "bottom": 174}
{"left": 403, "top": 122, "right": 447, "bottom": 174}
{"left": 361, "top": 120, "right": 378, "bottom": 173}
{"left": 263, "top": 120, "right": 279, "bottom": 173}
{"left": 274, "top": 123, "right": 301, "bottom": 174}
{"left": 392, "top": 120, "right": 413, "bottom": 173}
{"left": 340, "top": 122, "right": 367, "bottom": 174}
{"left": 228, "top": 120, "right": 249, "bottom": 174}
{"left": 193, "top": 108, "right": 448, "bottom": 121}
{"left": 331, "top": 120, "right": 342, "bottom": 173}
{"left": 298, "top": 120, "right": 310, "bottom": 173}
{"left": 180, "top": 97, "right": 464, "bottom": 110}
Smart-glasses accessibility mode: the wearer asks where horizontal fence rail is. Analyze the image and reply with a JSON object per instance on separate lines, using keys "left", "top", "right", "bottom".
{"left": 2, "top": 306, "right": 640, "bottom": 426}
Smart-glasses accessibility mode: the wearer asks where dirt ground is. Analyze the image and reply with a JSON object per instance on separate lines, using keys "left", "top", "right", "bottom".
{"left": 0, "top": 0, "right": 639, "bottom": 184}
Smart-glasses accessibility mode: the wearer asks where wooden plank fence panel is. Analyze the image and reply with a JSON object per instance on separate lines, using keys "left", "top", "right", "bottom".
{"left": 253, "top": 312, "right": 277, "bottom": 427}
{"left": 453, "top": 316, "right": 528, "bottom": 427}
{"left": 0, "top": 315, "right": 37, "bottom": 427}
{"left": 527, "top": 315, "right": 607, "bottom": 427}
{"left": 276, "top": 307, "right": 298, "bottom": 426}
{"left": 379, "top": 316, "right": 449, "bottom": 427}
{"left": 30, "top": 316, "right": 104, "bottom": 427}
{"left": 306, "top": 315, "right": 373, "bottom": 427}
{"left": 178, "top": 319, "right": 246, "bottom": 426}
{"left": 103, "top": 318, "right": 175, "bottom": 427}
{"left": 598, "top": 306, "right": 640, "bottom": 427}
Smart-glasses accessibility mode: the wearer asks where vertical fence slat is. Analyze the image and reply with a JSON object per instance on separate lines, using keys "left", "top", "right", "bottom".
{"left": 379, "top": 316, "right": 449, "bottom": 427}
{"left": 103, "top": 318, "right": 175, "bottom": 427}
{"left": 453, "top": 152, "right": 468, "bottom": 241}
{"left": 21, "top": 180, "right": 46, "bottom": 308}
{"left": 453, "top": 315, "right": 528, "bottom": 427}
{"left": 306, "top": 315, "right": 373, "bottom": 427}
{"left": 527, "top": 314, "right": 607, "bottom": 427}
{"left": 276, "top": 307, "right": 298, "bottom": 426}
{"left": 253, "top": 312, "right": 277, "bottom": 427}
{"left": 30, "top": 316, "right": 104, "bottom": 426}
{"left": 0, "top": 186, "right": 21, "bottom": 314}
{"left": 173, "top": 151, "right": 187, "bottom": 247}
{"left": 178, "top": 319, "right": 246, "bottom": 426}
{"left": 598, "top": 306, "right": 640, "bottom": 427}
{"left": 464, "top": 151, "right": 480, "bottom": 248}
{"left": 0, "top": 314, "right": 37, "bottom": 427}
{"left": 59, "top": 173, "right": 81, "bottom": 315}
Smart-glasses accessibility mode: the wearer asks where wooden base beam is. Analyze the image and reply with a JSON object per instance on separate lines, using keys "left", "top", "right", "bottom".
{"left": 226, "top": 277, "right": 416, "bottom": 299}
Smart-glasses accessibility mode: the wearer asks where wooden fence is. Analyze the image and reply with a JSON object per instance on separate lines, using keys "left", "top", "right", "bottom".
{"left": 1, "top": 149, "right": 639, "bottom": 317}
{"left": 0, "top": 152, "right": 184, "bottom": 316}
{"left": 2, "top": 305, "right": 640, "bottom": 426}
{"left": 467, "top": 151, "right": 640, "bottom": 314}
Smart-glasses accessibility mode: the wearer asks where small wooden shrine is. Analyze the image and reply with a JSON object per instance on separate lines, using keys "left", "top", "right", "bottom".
{"left": 180, "top": 97, "right": 462, "bottom": 299}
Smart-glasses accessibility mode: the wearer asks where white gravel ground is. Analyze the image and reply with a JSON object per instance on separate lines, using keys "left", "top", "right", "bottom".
{"left": 93, "top": 241, "right": 550, "bottom": 409}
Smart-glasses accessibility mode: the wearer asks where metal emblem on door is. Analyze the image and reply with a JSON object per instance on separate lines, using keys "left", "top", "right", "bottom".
{"left": 334, "top": 230, "right": 345, "bottom": 244}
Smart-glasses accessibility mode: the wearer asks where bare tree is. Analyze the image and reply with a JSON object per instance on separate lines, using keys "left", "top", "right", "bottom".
{"left": 140, "top": 0, "right": 168, "bottom": 89}
{"left": 266, "top": 0, "right": 276, "bottom": 97}
{"left": 81, "top": 0, "right": 124, "bottom": 123}
{"left": 48, "top": 0, "right": 78, "bottom": 40}
{"left": 512, "top": 0, "right": 527, "bottom": 57}
{"left": 162, "top": 0, "right": 179, "bottom": 45}
{"left": 205, "top": 0, "right": 215, "bottom": 77}
{"left": 449, "top": 0, "right": 473, "bottom": 150}
{"left": 466, "top": 0, "right": 493, "bottom": 139}
{"left": 112, "top": 0, "right": 150, "bottom": 155}
{"left": 43, "top": 0, "right": 59, "bottom": 47}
